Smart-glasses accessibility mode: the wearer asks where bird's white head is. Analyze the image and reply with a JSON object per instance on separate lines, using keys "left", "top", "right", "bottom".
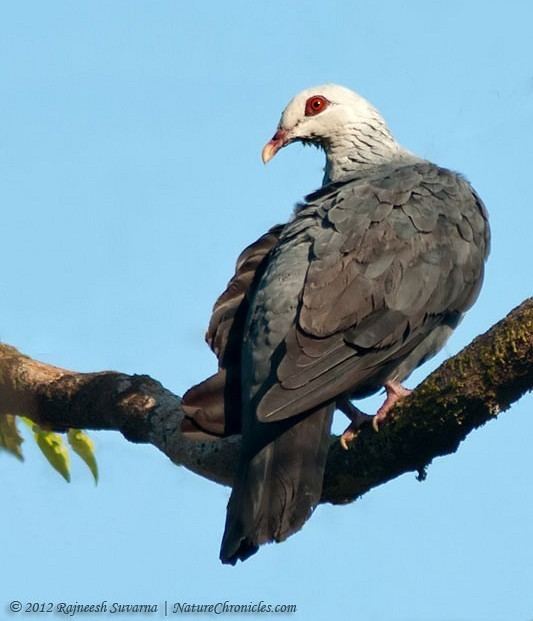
{"left": 262, "top": 84, "right": 405, "bottom": 183}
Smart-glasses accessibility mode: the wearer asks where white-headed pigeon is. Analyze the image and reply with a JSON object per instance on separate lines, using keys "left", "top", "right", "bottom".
{"left": 182, "top": 84, "right": 490, "bottom": 564}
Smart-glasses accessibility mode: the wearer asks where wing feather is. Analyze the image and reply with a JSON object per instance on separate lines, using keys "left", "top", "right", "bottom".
{"left": 181, "top": 224, "right": 283, "bottom": 437}
{"left": 251, "top": 163, "right": 489, "bottom": 423}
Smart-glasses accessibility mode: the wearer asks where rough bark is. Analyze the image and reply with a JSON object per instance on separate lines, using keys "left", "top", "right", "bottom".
{"left": 1, "top": 298, "right": 532, "bottom": 504}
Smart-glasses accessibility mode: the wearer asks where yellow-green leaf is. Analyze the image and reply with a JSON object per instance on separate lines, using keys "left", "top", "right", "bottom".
{"left": 68, "top": 429, "right": 98, "bottom": 484}
{"left": 0, "top": 414, "right": 24, "bottom": 460}
{"left": 20, "top": 416, "right": 34, "bottom": 430}
{"left": 33, "top": 425, "right": 71, "bottom": 482}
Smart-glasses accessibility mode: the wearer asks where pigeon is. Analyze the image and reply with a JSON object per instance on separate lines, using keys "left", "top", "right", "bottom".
{"left": 182, "top": 84, "right": 490, "bottom": 564}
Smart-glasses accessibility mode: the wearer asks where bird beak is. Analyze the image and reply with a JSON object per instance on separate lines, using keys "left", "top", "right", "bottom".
{"left": 261, "top": 129, "right": 288, "bottom": 164}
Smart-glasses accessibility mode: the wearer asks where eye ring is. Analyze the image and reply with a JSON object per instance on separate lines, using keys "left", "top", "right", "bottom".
{"left": 305, "top": 95, "right": 329, "bottom": 117}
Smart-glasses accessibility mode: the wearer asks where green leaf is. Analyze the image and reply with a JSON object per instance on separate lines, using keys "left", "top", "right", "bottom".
{"left": 18, "top": 419, "right": 98, "bottom": 483}
{"left": 31, "top": 423, "right": 71, "bottom": 482}
{"left": 68, "top": 429, "right": 98, "bottom": 484}
{"left": 0, "top": 414, "right": 24, "bottom": 460}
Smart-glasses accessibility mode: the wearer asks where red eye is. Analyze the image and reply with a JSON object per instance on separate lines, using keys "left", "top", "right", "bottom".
{"left": 304, "top": 95, "right": 329, "bottom": 116}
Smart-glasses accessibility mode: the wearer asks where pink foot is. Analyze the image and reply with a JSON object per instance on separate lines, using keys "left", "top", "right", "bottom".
{"left": 338, "top": 398, "right": 373, "bottom": 450}
{"left": 372, "top": 381, "right": 412, "bottom": 431}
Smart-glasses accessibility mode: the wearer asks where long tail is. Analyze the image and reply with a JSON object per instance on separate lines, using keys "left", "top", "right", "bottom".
{"left": 219, "top": 404, "right": 334, "bottom": 564}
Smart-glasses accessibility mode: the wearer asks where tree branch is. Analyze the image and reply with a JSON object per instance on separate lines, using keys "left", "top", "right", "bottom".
{"left": 1, "top": 298, "right": 532, "bottom": 503}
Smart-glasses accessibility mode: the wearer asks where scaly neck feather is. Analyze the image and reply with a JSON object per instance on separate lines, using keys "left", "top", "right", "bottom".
{"left": 322, "top": 120, "right": 412, "bottom": 185}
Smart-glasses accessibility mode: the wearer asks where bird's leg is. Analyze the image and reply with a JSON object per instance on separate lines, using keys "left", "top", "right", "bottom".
{"left": 372, "top": 380, "right": 412, "bottom": 431}
{"left": 338, "top": 398, "right": 373, "bottom": 450}
{"left": 338, "top": 381, "right": 412, "bottom": 448}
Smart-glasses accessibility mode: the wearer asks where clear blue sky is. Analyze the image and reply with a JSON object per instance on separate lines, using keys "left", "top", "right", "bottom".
{"left": 1, "top": 2, "right": 532, "bottom": 620}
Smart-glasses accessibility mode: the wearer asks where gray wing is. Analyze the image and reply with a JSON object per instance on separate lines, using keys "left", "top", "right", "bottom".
{"left": 206, "top": 223, "right": 285, "bottom": 361}
{"left": 181, "top": 224, "right": 283, "bottom": 437}
{"left": 244, "top": 162, "right": 489, "bottom": 422}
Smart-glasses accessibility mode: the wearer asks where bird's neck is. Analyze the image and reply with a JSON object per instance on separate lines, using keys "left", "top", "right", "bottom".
{"left": 322, "top": 123, "right": 408, "bottom": 185}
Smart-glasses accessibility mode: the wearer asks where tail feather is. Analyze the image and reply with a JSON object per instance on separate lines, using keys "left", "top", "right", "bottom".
{"left": 220, "top": 404, "right": 334, "bottom": 564}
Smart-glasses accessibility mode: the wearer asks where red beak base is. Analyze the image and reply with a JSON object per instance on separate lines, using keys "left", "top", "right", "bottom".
{"left": 261, "top": 129, "right": 288, "bottom": 164}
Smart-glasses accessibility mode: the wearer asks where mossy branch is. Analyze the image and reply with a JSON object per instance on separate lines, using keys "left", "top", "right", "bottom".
{"left": 322, "top": 297, "right": 533, "bottom": 503}
{"left": 1, "top": 298, "right": 532, "bottom": 503}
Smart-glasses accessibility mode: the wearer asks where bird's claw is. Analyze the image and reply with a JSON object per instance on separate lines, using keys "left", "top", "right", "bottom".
{"left": 339, "top": 382, "right": 412, "bottom": 445}
{"left": 339, "top": 412, "right": 373, "bottom": 450}
{"left": 340, "top": 426, "right": 357, "bottom": 450}
{"left": 338, "top": 398, "right": 374, "bottom": 449}
{"left": 372, "top": 381, "right": 412, "bottom": 432}
{"left": 372, "top": 411, "right": 387, "bottom": 432}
